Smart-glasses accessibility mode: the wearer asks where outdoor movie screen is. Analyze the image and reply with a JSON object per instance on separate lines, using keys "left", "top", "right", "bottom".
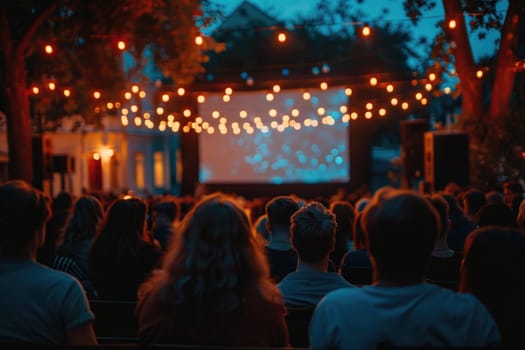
{"left": 198, "top": 87, "right": 350, "bottom": 184}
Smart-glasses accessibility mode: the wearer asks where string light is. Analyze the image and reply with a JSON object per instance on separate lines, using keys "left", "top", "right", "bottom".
{"left": 320, "top": 82, "right": 328, "bottom": 90}
{"left": 369, "top": 77, "right": 378, "bottom": 86}
{"left": 476, "top": 70, "right": 483, "bottom": 78}
{"left": 302, "top": 92, "right": 311, "bottom": 100}
{"left": 48, "top": 82, "right": 56, "bottom": 91}
{"left": 139, "top": 91, "right": 146, "bottom": 98}
{"left": 223, "top": 95, "right": 231, "bottom": 102}
{"left": 32, "top": 86, "right": 39, "bottom": 95}
{"left": 44, "top": 44, "right": 54, "bottom": 54}
{"left": 131, "top": 85, "right": 139, "bottom": 93}
{"left": 345, "top": 88, "right": 353, "bottom": 96}
{"left": 401, "top": 102, "right": 409, "bottom": 110}
{"left": 117, "top": 41, "right": 126, "bottom": 51}
{"left": 177, "top": 87, "right": 185, "bottom": 96}
{"left": 195, "top": 35, "right": 203, "bottom": 45}
{"left": 225, "top": 87, "right": 233, "bottom": 95}
{"left": 93, "top": 90, "right": 101, "bottom": 99}
{"left": 277, "top": 32, "right": 287, "bottom": 43}
{"left": 448, "top": 19, "right": 457, "bottom": 29}
{"left": 266, "top": 93, "right": 274, "bottom": 101}
{"left": 391, "top": 97, "right": 398, "bottom": 106}
{"left": 272, "top": 84, "right": 281, "bottom": 93}
{"left": 428, "top": 73, "right": 436, "bottom": 81}
{"left": 124, "top": 92, "right": 132, "bottom": 100}
{"left": 162, "top": 94, "right": 170, "bottom": 102}
{"left": 362, "top": 25, "right": 371, "bottom": 37}
{"left": 386, "top": 84, "right": 394, "bottom": 93}
{"left": 379, "top": 108, "right": 386, "bottom": 116}
{"left": 63, "top": 89, "right": 71, "bottom": 97}
{"left": 197, "top": 95, "right": 206, "bottom": 103}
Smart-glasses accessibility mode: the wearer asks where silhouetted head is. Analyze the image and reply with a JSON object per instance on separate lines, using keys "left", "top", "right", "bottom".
{"left": 363, "top": 190, "right": 439, "bottom": 283}
{"left": 97, "top": 196, "right": 148, "bottom": 243}
{"left": 265, "top": 196, "right": 299, "bottom": 234}
{"left": 429, "top": 194, "right": 450, "bottom": 239}
{"left": 477, "top": 203, "right": 517, "bottom": 228}
{"left": 0, "top": 181, "right": 51, "bottom": 256}
{"left": 460, "top": 226, "right": 525, "bottom": 349}
{"left": 155, "top": 193, "right": 274, "bottom": 313}
{"left": 463, "top": 188, "right": 486, "bottom": 220}
{"left": 291, "top": 202, "right": 336, "bottom": 263}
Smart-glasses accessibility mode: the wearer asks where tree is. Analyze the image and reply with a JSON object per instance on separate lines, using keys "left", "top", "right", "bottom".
{"left": 403, "top": 0, "right": 524, "bottom": 187}
{"left": 0, "top": 0, "right": 223, "bottom": 184}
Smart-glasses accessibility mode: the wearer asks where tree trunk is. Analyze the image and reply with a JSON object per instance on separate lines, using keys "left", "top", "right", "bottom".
{"left": 4, "top": 53, "right": 34, "bottom": 183}
{"left": 488, "top": 0, "right": 521, "bottom": 123}
{"left": 442, "top": 0, "right": 484, "bottom": 125}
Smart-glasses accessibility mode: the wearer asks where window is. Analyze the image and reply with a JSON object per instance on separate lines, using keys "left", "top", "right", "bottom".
{"left": 135, "top": 153, "right": 144, "bottom": 189}
{"left": 153, "top": 151, "right": 164, "bottom": 188}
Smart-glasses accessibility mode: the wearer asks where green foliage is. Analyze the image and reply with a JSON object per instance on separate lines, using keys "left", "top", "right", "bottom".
{"left": 0, "top": 0, "right": 223, "bottom": 129}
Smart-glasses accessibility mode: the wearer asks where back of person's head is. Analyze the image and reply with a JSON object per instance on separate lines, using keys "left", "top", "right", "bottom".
{"left": 0, "top": 180, "right": 51, "bottom": 256}
{"left": 354, "top": 197, "right": 370, "bottom": 213}
{"left": 518, "top": 199, "right": 525, "bottom": 228}
{"left": 265, "top": 196, "right": 299, "bottom": 232}
{"left": 64, "top": 195, "right": 103, "bottom": 243}
{"left": 460, "top": 226, "right": 525, "bottom": 349}
{"left": 290, "top": 202, "right": 336, "bottom": 263}
{"left": 444, "top": 182, "right": 461, "bottom": 197}
{"left": 429, "top": 194, "right": 450, "bottom": 239}
{"left": 477, "top": 203, "right": 517, "bottom": 227}
{"left": 330, "top": 200, "right": 355, "bottom": 247}
{"left": 153, "top": 198, "right": 179, "bottom": 223}
{"left": 486, "top": 191, "right": 505, "bottom": 205}
{"left": 95, "top": 196, "right": 148, "bottom": 250}
{"left": 153, "top": 192, "right": 274, "bottom": 314}
{"left": 463, "top": 189, "right": 487, "bottom": 218}
{"left": 363, "top": 190, "right": 439, "bottom": 282}
{"left": 440, "top": 193, "right": 466, "bottom": 220}
{"left": 353, "top": 211, "right": 367, "bottom": 250}
{"left": 52, "top": 191, "right": 74, "bottom": 212}
{"left": 254, "top": 214, "right": 270, "bottom": 242}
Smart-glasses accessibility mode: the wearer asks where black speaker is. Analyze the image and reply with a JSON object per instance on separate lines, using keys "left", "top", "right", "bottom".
{"left": 53, "top": 155, "right": 75, "bottom": 174}
{"left": 424, "top": 131, "right": 469, "bottom": 192}
{"left": 400, "top": 119, "right": 428, "bottom": 188}
{"left": 32, "top": 135, "right": 53, "bottom": 188}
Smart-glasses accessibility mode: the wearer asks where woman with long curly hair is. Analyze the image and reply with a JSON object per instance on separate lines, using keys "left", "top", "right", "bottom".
{"left": 58, "top": 195, "right": 104, "bottom": 276}
{"left": 137, "top": 193, "right": 288, "bottom": 346}
{"left": 89, "top": 196, "right": 161, "bottom": 300}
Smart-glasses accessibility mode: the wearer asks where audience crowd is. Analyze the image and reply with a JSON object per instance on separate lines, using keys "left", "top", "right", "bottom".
{"left": 1, "top": 178, "right": 524, "bottom": 349}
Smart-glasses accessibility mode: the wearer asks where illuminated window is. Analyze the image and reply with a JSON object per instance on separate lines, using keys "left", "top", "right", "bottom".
{"left": 153, "top": 151, "right": 164, "bottom": 188}
{"left": 135, "top": 153, "right": 144, "bottom": 189}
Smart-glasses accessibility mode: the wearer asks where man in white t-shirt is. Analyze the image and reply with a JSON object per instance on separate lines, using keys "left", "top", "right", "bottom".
{"left": 0, "top": 181, "right": 96, "bottom": 345}
{"left": 309, "top": 190, "right": 500, "bottom": 350}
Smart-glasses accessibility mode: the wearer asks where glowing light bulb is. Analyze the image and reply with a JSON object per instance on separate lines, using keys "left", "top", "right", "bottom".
{"left": 302, "top": 92, "right": 311, "bottom": 100}
{"left": 117, "top": 41, "right": 126, "bottom": 50}
{"left": 162, "top": 94, "right": 170, "bottom": 102}
{"left": 386, "top": 84, "right": 394, "bottom": 93}
{"left": 345, "top": 88, "right": 353, "bottom": 96}
{"left": 177, "top": 88, "right": 185, "bottom": 96}
{"left": 369, "top": 77, "right": 378, "bottom": 86}
{"left": 48, "top": 82, "right": 56, "bottom": 91}
{"left": 272, "top": 84, "right": 281, "bottom": 93}
{"left": 277, "top": 32, "right": 287, "bottom": 43}
{"left": 476, "top": 70, "right": 483, "bottom": 78}
{"left": 131, "top": 85, "right": 139, "bottom": 93}
{"left": 32, "top": 86, "right": 39, "bottom": 95}
{"left": 63, "top": 89, "right": 71, "bottom": 97}
{"left": 362, "top": 25, "right": 371, "bottom": 37}
{"left": 266, "top": 93, "right": 274, "bottom": 102}
{"left": 320, "top": 82, "right": 328, "bottom": 90}
{"left": 429, "top": 73, "right": 436, "bottom": 81}
{"left": 195, "top": 35, "right": 203, "bottom": 45}
{"left": 225, "top": 87, "right": 233, "bottom": 95}
{"left": 93, "top": 91, "right": 101, "bottom": 99}
{"left": 448, "top": 19, "right": 457, "bottom": 29}
{"left": 197, "top": 95, "right": 205, "bottom": 103}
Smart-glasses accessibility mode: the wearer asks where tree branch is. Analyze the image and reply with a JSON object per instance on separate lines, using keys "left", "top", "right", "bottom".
{"left": 17, "top": 0, "right": 62, "bottom": 57}
{"left": 0, "top": 6, "right": 13, "bottom": 61}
